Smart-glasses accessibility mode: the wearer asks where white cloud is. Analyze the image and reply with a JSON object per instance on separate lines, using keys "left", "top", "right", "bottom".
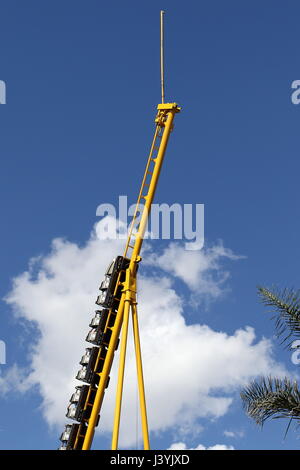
{"left": 223, "top": 430, "right": 245, "bottom": 439}
{"left": 168, "top": 442, "right": 234, "bottom": 450}
{"left": 143, "top": 241, "right": 245, "bottom": 303}
{"left": 2, "top": 218, "right": 287, "bottom": 447}
{"left": 0, "top": 364, "right": 28, "bottom": 395}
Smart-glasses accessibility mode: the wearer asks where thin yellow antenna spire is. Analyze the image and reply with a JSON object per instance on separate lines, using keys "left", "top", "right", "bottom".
{"left": 160, "top": 10, "right": 165, "bottom": 103}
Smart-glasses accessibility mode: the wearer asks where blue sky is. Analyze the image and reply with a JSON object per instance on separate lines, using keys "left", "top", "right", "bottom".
{"left": 1, "top": 0, "right": 300, "bottom": 450}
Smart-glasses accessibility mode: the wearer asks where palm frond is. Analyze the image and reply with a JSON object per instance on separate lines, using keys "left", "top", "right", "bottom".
{"left": 257, "top": 286, "right": 300, "bottom": 347}
{"left": 240, "top": 376, "right": 300, "bottom": 426}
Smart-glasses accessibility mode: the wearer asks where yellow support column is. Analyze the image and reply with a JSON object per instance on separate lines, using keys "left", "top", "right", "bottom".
{"left": 111, "top": 268, "right": 136, "bottom": 450}
{"left": 111, "top": 297, "right": 131, "bottom": 450}
{"left": 131, "top": 302, "right": 150, "bottom": 450}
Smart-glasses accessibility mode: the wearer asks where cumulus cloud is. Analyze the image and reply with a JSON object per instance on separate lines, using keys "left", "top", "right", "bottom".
{"left": 143, "top": 241, "right": 245, "bottom": 304}
{"left": 168, "top": 442, "right": 234, "bottom": 450}
{"left": 2, "top": 218, "right": 287, "bottom": 447}
{"left": 0, "top": 364, "right": 28, "bottom": 395}
{"left": 223, "top": 430, "right": 245, "bottom": 439}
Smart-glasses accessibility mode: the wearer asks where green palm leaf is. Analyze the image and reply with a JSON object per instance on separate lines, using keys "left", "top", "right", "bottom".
{"left": 257, "top": 286, "right": 300, "bottom": 347}
{"left": 241, "top": 376, "right": 300, "bottom": 426}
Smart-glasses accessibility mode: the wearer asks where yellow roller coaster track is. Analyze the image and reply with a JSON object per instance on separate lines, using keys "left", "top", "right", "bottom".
{"left": 58, "top": 11, "right": 181, "bottom": 451}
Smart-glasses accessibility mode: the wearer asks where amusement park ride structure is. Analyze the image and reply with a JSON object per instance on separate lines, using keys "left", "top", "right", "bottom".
{"left": 59, "top": 11, "right": 181, "bottom": 450}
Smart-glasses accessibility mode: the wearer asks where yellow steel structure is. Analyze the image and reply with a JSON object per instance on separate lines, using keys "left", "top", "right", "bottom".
{"left": 81, "top": 101, "right": 180, "bottom": 450}
{"left": 59, "top": 11, "right": 181, "bottom": 451}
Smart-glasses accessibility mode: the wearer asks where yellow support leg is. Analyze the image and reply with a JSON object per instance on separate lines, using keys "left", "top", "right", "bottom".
{"left": 111, "top": 268, "right": 150, "bottom": 450}
{"left": 111, "top": 297, "right": 131, "bottom": 450}
{"left": 131, "top": 302, "right": 150, "bottom": 450}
